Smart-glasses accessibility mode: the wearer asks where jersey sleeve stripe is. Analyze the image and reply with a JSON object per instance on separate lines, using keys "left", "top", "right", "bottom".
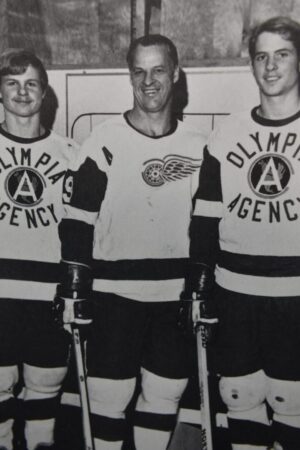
{"left": 63, "top": 204, "right": 98, "bottom": 226}
{"left": 193, "top": 198, "right": 223, "bottom": 218}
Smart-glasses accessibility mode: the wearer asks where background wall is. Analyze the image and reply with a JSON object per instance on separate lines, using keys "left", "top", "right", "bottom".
{"left": 1, "top": 0, "right": 300, "bottom": 68}
{"left": 0, "top": 0, "right": 297, "bottom": 140}
{"left": 42, "top": 65, "right": 258, "bottom": 143}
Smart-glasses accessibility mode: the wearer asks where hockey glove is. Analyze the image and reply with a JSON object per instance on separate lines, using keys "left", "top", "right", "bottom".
{"left": 178, "top": 263, "right": 218, "bottom": 341}
{"left": 53, "top": 261, "right": 93, "bottom": 332}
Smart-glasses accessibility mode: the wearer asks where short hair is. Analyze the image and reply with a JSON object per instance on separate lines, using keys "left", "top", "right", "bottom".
{"left": 126, "top": 34, "right": 179, "bottom": 70}
{"left": 0, "top": 48, "right": 48, "bottom": 92}
{"left": 248, "top": 16, "right": 300, "bottom": 61}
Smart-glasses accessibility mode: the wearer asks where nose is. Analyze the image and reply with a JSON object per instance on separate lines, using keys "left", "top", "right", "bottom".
{"left": 266, "top": 55, "right": 277, "bottom": 71}
{"left": 18, "top": 84, "right": 28, "bottom": 95}
{"left": 143, "top": 70, "right": 153, "bottom": 85}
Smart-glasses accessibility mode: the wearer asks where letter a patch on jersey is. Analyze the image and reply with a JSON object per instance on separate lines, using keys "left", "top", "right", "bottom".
{"left": 6, "top": 168, "right": 45, "bottom": 206}
{"left": 248, "top": 155, "right": 293, "bottom": 198}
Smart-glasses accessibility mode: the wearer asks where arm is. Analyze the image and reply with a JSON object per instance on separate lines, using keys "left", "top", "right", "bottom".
{"left": 54, "top": 143, "right": 108, "bottom": 328}
{"left": 179, "top": 146, "right": 222, "bottom": 337}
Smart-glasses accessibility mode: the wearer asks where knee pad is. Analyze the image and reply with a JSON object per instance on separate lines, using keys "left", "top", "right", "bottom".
{"left": 0, "top": 366, "right": 18, "bottom": 400}
{"left": 137, "top": 368, "right": 188, "bottom": 413}
{"left": 88, "top": 376, "right": 136, "bottom": 417}
{"left": 267, "top": 377, "right": 300, "bottom": 416}
{"left": 23, "top": 364, "right": 67, "bottom": 396}
{"left": 219, "top": 370, "right": 267, "bottom": 412}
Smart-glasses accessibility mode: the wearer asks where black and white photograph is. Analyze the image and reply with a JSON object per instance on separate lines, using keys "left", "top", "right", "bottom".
{"left": 0, "top": 1, "right": 300, "bottom": 450}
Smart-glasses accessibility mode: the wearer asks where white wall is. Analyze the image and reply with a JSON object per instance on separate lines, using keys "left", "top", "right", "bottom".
{"left": 45, "top": 66, "right": 259, "bottom": 143}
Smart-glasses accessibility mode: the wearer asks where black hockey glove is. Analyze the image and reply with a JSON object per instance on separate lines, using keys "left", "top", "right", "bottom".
{"left": 53, "top": 261, "right": 93, "bottom": 332}
{"left": 178, "top": 263, "right": 218, "bottom": 341}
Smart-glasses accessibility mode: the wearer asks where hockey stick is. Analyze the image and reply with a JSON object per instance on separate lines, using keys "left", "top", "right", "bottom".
{"left": 196, "top": 312, "right": 213, "bottom": 450}
{"left": 72, "top": 326, "right": 95, "bottom": 450}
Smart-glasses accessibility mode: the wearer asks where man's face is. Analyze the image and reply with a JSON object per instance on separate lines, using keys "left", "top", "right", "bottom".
{"left": 251, "top": 31, "right": 300, "bottom": 99}
{"left": 0, "top": 65, "right": 45, "bottom": 118}
{"left": 130, "top": 44, "right": 179, "bottom": 114}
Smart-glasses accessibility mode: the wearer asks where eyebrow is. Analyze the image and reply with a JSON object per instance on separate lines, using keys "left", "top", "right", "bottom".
{"left": 255, "top": 47, "right": 295, "bottom": 55}
{"left": 3, "top": 76, "right": 40, "bottom": 82}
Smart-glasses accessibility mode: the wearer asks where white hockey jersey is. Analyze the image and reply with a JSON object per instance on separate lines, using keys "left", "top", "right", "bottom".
{"left": 0, "top": 126, "right": 78, "bottom": 301}
{"left": 193, "top": 107, "right": 300, "bottom": 297}
{"left": 61, "top": 114, "right": 205, "bottom": 302}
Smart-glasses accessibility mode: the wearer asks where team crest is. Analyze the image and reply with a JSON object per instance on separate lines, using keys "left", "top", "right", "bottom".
{"left": 142, "top": 155, "right": 201, "bottom": 187}
{"left": 248, "top": 154, "right": 293, "bottom": 198}
{"left": 5, "top": 168, "right": 45, "bottom": 206}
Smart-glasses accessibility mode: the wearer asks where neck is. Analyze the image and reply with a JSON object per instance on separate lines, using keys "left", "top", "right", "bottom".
{"left": 2, "top": 114, "right": 44, "bottom": 139}
{"left": 127, "top": 108, "right": 173, "bottom": 137}
{"left": 259, "top": 92, "right": 300, "bottom": 120}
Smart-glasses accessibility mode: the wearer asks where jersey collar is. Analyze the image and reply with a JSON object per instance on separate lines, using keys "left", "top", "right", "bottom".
{"left": 251, "top": 105, "right": 300, "bottom": 127}
{"left": 124, "top": 111, "right": 178, "bottom": 139}
{"left": 0, "top": 124, "right": 51, "bottom": 144}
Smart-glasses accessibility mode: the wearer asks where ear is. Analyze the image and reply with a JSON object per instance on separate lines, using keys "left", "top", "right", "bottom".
{"left": 173, "top": 65, "right": 179, "bottom": 83}
{"left": 42, "top": 86, "right": 48, "bottom": 100}
{"left": 128, "top": 69, "right": 134, "bottom": 86}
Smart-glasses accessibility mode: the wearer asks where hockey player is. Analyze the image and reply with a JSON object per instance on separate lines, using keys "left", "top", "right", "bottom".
{"left": 182, "top": 16, "right": 300, "bottom": 450}
{"left": 0, "top": 49, "right": 76, "bottom": 450}
{"left": 56, "top": 34, "right": 206, "bottom": 450}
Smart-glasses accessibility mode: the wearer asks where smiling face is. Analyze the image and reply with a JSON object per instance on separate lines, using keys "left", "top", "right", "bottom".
{"left": 0, "top": 64, "right": 45, "bottom": 119}
{"left": 251, "top": 31, "right": 300, "bottom": 100}
{"left": 129, "top": 44, "right": 179, "bottom": 114}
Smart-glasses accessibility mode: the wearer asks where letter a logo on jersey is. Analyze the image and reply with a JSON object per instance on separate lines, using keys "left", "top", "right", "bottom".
{"left": 5, "top": 168, "right": 45, "bottom": 206}
{"left": 248, "top": 154, "right": 293, "bottom": 198}
{"left": 13, "top": 170, "right": 38, "bottom": 202}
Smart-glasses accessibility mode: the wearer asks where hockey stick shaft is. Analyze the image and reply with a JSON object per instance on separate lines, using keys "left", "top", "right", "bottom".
{"left": 72, "top": 326, "right": 95, "bottom": 450}
{"left": 196, "top": 325, "right": 213, "bottom": 450}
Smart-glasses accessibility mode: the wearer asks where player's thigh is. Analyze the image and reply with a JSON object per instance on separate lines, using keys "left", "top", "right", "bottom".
{"left": 142, "top": 301, "right": 192, "bottom": 379}
{"left": 262, "top": 296, "right": 300, "bottom": 380}
{"left": 87, "top": 292, "right": 148, "bottom": 379}
{"left": 23, "top": 300, "right": 70, "bottom": 368}
{"left": 212, "top": 286, "right": 262, "bottom": 377}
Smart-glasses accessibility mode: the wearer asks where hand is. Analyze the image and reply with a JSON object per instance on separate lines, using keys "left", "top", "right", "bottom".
{"left": 178, "top": 262, "right": 217, "bottom": 341}
{"left": 54, "top": 261, "right": 92, "bottom": 333}
{"left": 53, "top": 296, "right": 93, "bottom": 333}
{"left": 191, "top": 294, "right": 218, "bottom": 344}
{"left": 178, "top": 294, "right": 218, "bottom": 341}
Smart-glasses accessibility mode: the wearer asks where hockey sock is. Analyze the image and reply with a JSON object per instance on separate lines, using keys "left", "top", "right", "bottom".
{"left": 0, "top": 397, "right": 17, "bottom": 450}
{"left": 133, "top": 369, "right": 187, "bottom": 450}
{"left": 88, "top": 377, "right": 135, "bottom": 450}
{"left": 94, "top": 437, "right": 123, "bottom": 450}
{"left": 272, "top": 419, "right": 300, "bottom": 450}
{"left": 0, "top": 419, "right": 13, "bottom": 450}
{"left": 23, "top": 389, "right": 59, "bottom": 450}
{"left": 227, "top": 404, "right": 272, "bottom": 450}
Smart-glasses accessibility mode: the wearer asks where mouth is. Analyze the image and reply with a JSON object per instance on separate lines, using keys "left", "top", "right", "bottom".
{"left": 142, "top": 88, "right": 159, "bottom": 97}
{"left": 264, "top": 76, "right": 280, "bottom": 83}
{"left": 14, "top": 98, "right": 31, "bottom": 104}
